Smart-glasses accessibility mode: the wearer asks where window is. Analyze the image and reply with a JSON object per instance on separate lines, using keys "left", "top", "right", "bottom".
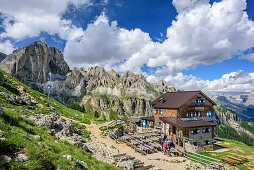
{"left": 190, "top": 129, "right": 194, "bottom": 135}
{"left": 204, "top": 140, "right": 210, "bottom": 145}
{"left": 157, "top": 122, "right": 159, "bottom": 126}
{"left": 198, "top": 112, "right": 201, "bottom": 117}
{"left": 203, "top": 128, "right": 211, "bottom": 133}
{"left": 194, "top": 112, "right": 197, "bottom": 117}
{"left": 191, "top": 112, "right": 193, "bottom": 118}
{"left": 161, "top": 122, "right": 163, "bottom": 127}
{"left": 160, "top": 110, "right": 163, "bottom": 116}
{"left": 207, "top": 111, "right": 212, "bottom": 117}
{"left": 186, "top": 112, "right": 189, "bottom": 118}
{"left": 193, "top": 142, "right": 198, "bottom": 146}
{"left": 154, "top": 109, "right": 156, "bottom": 115}
{"left": 193, "top": 129, "right": 199, "bottom": 134}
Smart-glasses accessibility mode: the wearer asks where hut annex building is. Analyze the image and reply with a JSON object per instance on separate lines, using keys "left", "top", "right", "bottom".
{"left": 142, "top": 91, "right": 216, "bottom": 152}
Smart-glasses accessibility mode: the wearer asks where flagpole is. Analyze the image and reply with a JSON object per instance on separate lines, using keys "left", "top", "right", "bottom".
{"left": 48, "top": 72, "right": 51, "bottom": 105}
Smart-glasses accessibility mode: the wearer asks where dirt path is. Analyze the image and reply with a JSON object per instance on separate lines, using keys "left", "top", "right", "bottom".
{"left": 61, "top": 116, "right": 204, "bottom": 170}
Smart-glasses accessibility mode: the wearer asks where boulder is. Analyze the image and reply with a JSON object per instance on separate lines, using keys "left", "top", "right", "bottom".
{"left": 0, "top": 155, "right": 11, "bottom": 166}
{"left": 15, "top": 153, "right": 29, "bottom": 162}
{"left": 21, "top": 93, "right": 31, "bottom": 105}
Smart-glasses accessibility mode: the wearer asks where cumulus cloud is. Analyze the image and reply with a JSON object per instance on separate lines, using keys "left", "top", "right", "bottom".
{"left": 0, "top": 0, "right": 89, "bottom": 40}
{"left": 63, "top": 0, "right": 254, "bottom": 78}
{"left": 64, "top": 12, "right": 152, "bottom": 70}
{"left": 0, "top": 40, "right": 15, "bottom": 54}
{"left": 172, "top": 0, "right": 210, "bottom": 13}
{"left": 147, "top": 70, "right": 254, "bottom": 96}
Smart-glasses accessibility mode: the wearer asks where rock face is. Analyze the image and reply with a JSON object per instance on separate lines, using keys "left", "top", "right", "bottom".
{"left": 0, "top": 71, "right": 4, "bottom": 85}
{"left": 0, "top": 40, "right": 175, "bottom": 118}
{"left": 212, "top": 93, "right": 254, "bottom": 106}
{"left": 0, "top": 40, "right": 70, "bottom": 83}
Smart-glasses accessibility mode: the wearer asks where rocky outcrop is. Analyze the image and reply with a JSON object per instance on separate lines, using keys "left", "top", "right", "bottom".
{"left": 0, "top": 92, "right": 32, "bottom": 105}
{"left": 0, "top": 40, "right": 70, "bottom": 83}
{"left": 22, "top": 112, "right": 84, "bottom": 144}
{"left": 213, "top": 93, "right": 254, "bottom": 106}
{"left": 0, "top": 71, "right": 4, "bottom": 85}
{"left": 215, "top": 107, "right": 240, "bottom": 125}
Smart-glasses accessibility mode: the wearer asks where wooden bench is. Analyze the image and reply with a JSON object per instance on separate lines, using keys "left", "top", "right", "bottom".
{"left": 227, "top": 155, "right": 243, "bottom": 163}
{"left": 221, "top": 157, "right": 240, "bottom": 165}
{"left": 232, "top": 153, "right": 248, "bottom": 161}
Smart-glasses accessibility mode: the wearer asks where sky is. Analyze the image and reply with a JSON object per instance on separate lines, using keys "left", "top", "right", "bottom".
{"left": 0, "top": 0, "right": 254, "bottom": 96}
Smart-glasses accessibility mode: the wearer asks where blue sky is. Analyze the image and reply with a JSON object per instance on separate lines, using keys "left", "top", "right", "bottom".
{"left": 0, "top": 0, "right": 254, "bottom": 94}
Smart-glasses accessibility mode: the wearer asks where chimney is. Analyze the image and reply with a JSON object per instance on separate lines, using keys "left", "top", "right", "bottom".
{"left": 160, "top": 97, "right": 164, "bottom": 104}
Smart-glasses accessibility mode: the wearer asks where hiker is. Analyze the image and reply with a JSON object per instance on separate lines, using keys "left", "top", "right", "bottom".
{"left": 129, "top": 129, "right": 133, "bottom": 134}
{"left": 169, "top": 141, "right": 175, "bottom": 149}
{"left": 170, "top": 133, "right": 174, "bottom": 142}
{"left": 163, "top": 139, "right": 168, "bottom": 155}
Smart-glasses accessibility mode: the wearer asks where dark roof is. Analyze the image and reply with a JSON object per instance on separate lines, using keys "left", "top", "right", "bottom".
{"left": 151, "top": 91, "right": 215, "bottom": 109}
{"left": 159, "top": 117, "right": 216, "bottom": 128}
{"left": 141, "top": 116, "right": 155, "bottom": 121}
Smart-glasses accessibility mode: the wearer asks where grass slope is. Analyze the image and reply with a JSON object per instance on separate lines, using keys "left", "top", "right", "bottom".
{"left": 203, "top": 138, "right": 254, "bottom": 170}
{"left": 0, "top": 69, "right": 120, "bottom": 169}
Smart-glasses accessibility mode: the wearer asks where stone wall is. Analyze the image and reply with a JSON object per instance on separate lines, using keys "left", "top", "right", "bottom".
{"left": 187, "top": 126, "right": 213, "bottom": 146}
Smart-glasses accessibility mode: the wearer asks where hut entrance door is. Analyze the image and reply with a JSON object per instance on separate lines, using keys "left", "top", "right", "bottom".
{"left": 173, "top": 126, "right": 176, "bottom": 134}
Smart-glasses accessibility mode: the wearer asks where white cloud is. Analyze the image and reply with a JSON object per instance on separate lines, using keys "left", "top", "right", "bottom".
{"left": 64, "top": 12, "right": 152, "bottom": 70}
{"left": 172, "top": 0, "right": 210, "bottom": 13}
{"left": 0, "top": 40, "right": 15, "bottom": 54}
{"left": 155, "top": 70, "right": 254, "bottom": 96}
{"left": 0, "top": 0, "right": 89, "bottom": 40}
{"left": 239, "top": 53, "right": 254, "bottom": 62}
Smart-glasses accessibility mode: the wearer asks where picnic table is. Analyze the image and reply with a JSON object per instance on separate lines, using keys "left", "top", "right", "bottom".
{"left": 114, "top": 155, "right": 131, "bottom": 161}
{"left": 167, "top": 148, "right": 179, "bottom": 157}
{"left": 139, "top": 145, "right": 150, "bottom": 154}
{"left": 227, "top": 155, "right": 244, "bottom": 163}
{"left": 130, "top": 140, "right": 140, "bottom": 145}
{"left": 140, "top": 139, "right": 149, "bottom": 144}
{"left": 149, "top": 143, "right": 161, "bottom": 150}
{"left": 149, "top": 137, "right": 159, "bottom": 142}
{"left": 122, "top": 136, "right": 132, "bottom": 141}
{"left": 232, "top": 153, "right": 248, "bottom": 161}
{"left": 221, "top": 157, "right": 240, "bottom": 165}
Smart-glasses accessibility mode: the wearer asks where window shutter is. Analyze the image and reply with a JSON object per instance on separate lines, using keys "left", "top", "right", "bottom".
{"left": 204, "top": 141, "right": 206, "bottom": 145}
{"left": 186, "top": 112, "right": 189, "bottom": 118}
{"left": 190, "top": 129, "right": 193, "bottom": 135}
{"left": 160, "top": 110, "right": 163, "bottom": 116}
{"left": 208, "top": 140, "right": 210, "bottom": 145}
{"left": 197, "top": 129, "right": 200, "bottom": 134}
{"left": 208, "top": 128, "right": 211, "bottom": 132}
{"left": 198, "top": 112, "right": 201, "bottom": 117}
{"left": 154, "top": 109, "right": 156, "bottom": 115}
{"left": 203, "top": 128, "right": 205, "bottom": 133}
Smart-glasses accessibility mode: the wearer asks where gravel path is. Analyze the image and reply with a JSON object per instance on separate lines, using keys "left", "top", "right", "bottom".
{"left": 61, "top": 117, "right": 208, "bottom": 169}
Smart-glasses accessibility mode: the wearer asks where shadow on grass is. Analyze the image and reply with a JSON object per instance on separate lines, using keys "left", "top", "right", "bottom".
{"left": 2, "top": 112, "right": 36, "bottom": 135}
{"left": 0, "top": 141, "right": 19, "bottom": 156}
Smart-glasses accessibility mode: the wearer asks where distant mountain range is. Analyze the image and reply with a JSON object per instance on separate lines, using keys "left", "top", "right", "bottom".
{"left": 212, "top": 93, "right": 254, "bottom": 121}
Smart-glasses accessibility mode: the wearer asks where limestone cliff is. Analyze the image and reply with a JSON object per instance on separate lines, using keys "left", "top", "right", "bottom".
{"left": 0, "top": 40, "right": 70, "bottom": 83}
